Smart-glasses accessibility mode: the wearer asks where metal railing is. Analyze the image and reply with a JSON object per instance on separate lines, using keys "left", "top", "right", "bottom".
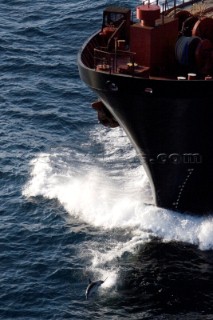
{"left": 81, "top": 0, "right": 205, "bottom": 70}
{"left": 141, "top": 0, "right": 204, "bottom": 12}
{"left": 94, "top": 48, "right": 136, "bottom": 75}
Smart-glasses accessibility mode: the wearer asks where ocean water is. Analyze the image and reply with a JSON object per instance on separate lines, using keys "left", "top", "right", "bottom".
{"left": 1, "top": 0, "right": 213, "bottom": 319}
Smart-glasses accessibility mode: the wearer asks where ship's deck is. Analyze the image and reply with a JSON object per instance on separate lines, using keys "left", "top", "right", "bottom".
{"left": 81, "top": 0, "right": 213, "bottom": 81}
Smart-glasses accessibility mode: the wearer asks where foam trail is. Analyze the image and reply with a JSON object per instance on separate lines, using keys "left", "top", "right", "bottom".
{"left": 86, "top": 233, "right": 152, "bottom": 288}
{"left": 23, "top": 150, "right": 213, "bottom": 252}
{"left": 22, "top": 146, "right": 213, "bottom": 295}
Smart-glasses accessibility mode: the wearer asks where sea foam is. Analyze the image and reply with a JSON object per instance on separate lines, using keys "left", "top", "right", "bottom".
{"left": 23, "top": 127, "right": 213, "bottom": 288}
{"left": 23, "top": 148, "right": 213, "bottom": 251}
{"left": 23, "top": 128, "right": 213, "bottom": 290}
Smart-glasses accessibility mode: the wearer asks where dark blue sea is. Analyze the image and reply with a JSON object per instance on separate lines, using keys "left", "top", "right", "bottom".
{"left": 1, "top": 0, "right": 213, "bottom": 319}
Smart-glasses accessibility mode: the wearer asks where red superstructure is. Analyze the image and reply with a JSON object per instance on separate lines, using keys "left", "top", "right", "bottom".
{"left": 130, "top": 5, "right": 178, "bottom": 70}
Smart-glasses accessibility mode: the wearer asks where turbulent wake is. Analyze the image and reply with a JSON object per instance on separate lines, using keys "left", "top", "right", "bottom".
{"left": 23, "top": 128, "right": 213, "bottom": 290}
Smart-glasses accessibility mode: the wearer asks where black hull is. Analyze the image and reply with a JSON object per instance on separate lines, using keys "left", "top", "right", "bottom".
{"left": 78, "top": 45, "right": 213, "bottom": 214}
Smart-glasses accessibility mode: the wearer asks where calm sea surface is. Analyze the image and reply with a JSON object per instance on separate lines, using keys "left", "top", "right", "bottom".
{"left": 1, "top": 1, "right": 213, "bottom": 319}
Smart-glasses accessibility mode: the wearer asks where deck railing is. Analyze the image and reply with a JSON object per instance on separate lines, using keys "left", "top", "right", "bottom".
{"left": 142, "top": 0, "right": 204, "bottom": 12}
{"left": 81, "top": 0, "right": 204, "bottom": 70}
{"left": 94, "top": 48, "right": 136, "bottom": 75}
